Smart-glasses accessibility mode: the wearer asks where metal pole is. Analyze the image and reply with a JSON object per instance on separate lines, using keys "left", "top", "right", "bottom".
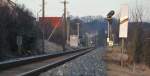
{"left": 107, "top": 21, "right": 110, "bottom": 46}
{"left": 66, "top": 16, "right": 70, "bottom": 45}
{"left": 121, "top": 38, "right": 125, "bottom": 67}
{"left": 109, "top": 22, "right": 112, "bottom": 40}
{"left": 42, "top": 0, "right": 45, "bottom": 53}
{"left": 77, "top": 23, "right": 80, "bottom": 46}
{"left": 108, "top": 21, "right": 110, "bottom": 39}
{"left": 42, "top": 0, "right": 45, "bottom": 17}
{"left": 77, "top": 23, "right": 80, "bottom": 37}
{"left": 87, "top": 34, "right": 89, "bottom": 47}
{"left": 96, "top": 31, "right": 98, "bottom": 47}
{"left": 62, "top": 0, "right": 68, "bottom": 51}
{"left": 64, "top": 0, "right": 67, "bottom": 41}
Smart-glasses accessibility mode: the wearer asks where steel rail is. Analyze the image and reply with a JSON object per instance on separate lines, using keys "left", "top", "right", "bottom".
{"left": 0, "top": 47, "right": 95, "bottom": 76}
{"left": 19, "top": 48, "right": 95, "bottom": 76}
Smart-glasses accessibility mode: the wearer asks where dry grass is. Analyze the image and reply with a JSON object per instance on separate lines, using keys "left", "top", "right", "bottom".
{"left": 104, "top": 47, "right": 150, "bottom": 76}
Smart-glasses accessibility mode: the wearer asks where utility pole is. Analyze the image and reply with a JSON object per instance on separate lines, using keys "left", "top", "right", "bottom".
{"left": 77, "top": 23, "right": 80, "bottom": 46}
{"left": 61, "top": 0, "right": 68, "bottom": 51}
{"left": 66, "top": 12, "right": 70, "bottom": 45}
{"left": 77, "top": 23, "right": 80, "bottom": 37}
{"left": 42, "top": 0, "right": 45, "bottom": 53}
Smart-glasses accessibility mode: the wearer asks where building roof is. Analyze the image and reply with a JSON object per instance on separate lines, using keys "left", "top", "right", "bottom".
{"left": 39, "top": 17, "right": 62, "bottom": 28}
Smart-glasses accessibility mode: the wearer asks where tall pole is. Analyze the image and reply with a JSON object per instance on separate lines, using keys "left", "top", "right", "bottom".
{"left": 62, "top": 0, "right": 68, "bottom": 51}
{"left": 77, "top": 23, "right": 80, "bottom": 46}
{"left": 77, "top": 23, "right": 80, "bottom": 37}
{"left": 66, "top": 13, "right": 70, "bottom": 45}
{"left": 42, "top": 0, "right": 45, "bottom": 53}
{"left": 121, "top": 38, "right": 125, "bottom": 67}
{"left": 42, "top": 0, "right": 45, "bottom": 17}
{"left": 107, "top": 20, "right": 110, "bottom": 46}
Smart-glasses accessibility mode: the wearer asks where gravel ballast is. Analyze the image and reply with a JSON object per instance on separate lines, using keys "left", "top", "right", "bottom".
{"left": 39, "top": 47, "right": 106, "bottom": 76}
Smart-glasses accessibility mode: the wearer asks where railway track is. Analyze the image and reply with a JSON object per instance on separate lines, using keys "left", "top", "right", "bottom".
{"left": 0, "top": 47, "right": 95, "bottom": 76}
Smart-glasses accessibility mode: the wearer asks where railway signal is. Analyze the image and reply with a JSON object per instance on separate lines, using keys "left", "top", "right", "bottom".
{"left": 106, "top": 10, "right": 115, "bottom": 47}
{"left": 107, "top": 10, "right": 115, "bottom": 19}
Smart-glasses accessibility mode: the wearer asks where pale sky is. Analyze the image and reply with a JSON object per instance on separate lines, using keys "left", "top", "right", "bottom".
{"left": 12, "top": 0, "right": 150, "bottom": 20}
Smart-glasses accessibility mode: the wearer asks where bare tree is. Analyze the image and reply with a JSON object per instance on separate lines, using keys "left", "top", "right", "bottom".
{"left": 130, "top": 0, "right": 144, "bottom": 64}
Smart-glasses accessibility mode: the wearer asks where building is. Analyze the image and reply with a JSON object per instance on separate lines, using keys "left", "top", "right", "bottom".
{"left": 38, "top": 17, "right": 62, "bottom": 39}
{"left": 39, "top": 17, "right": 62, "bottom": 28}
